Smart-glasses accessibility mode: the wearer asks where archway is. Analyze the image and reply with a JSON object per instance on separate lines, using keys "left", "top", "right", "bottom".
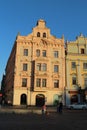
{"left": 20, "top": 94, "right": 27, "bottom": 105}
{"left": 36, "top": 94, "right": 45, "bottom": 106}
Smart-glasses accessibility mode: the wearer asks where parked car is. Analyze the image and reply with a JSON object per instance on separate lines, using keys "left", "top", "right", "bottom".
{"left": 67, "top": 103, "right": 87, "bottom": 110}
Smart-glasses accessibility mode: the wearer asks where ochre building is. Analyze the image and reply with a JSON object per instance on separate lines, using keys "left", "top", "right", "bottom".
{"left": 4, "top": 19, "right": 65, "bottom": 106}
{"left": 65, "top": 34, "right": 87, "bottom": 105}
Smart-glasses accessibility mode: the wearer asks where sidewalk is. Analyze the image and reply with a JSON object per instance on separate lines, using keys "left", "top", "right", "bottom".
{"left": 0, "top": 105, "right": 57, "bottom": 114}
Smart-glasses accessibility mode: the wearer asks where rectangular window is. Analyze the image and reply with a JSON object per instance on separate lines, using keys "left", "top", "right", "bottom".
{"left": 54, "top": 65, "right": 59, "bottom": 72}
{"left": 37, "top": 63, "right": 41, "bottom": 71}
{"left": 84, "top": 78, "right": 87, "bottom": 87}
{"left": 72, "top": 77, "right": 76, "bottom": 85}
{"left": 83, "top": 63, "right": 87, "bottom": 69}
{"left": 54, "top": 80, "right": 59, "bottom": 88}
{"left": 42, "top": 63, "right": 47, "bottom": 71}
{"left": 22, "top": 78, "right": 27, "bottom": 87}
{"left": 36, "top": 49, "right": 40, "bottom": 57}
{"left": 81, "top": 49, "right": 84, "bottom": 54}
{"left": 54, "top": 51, "right": 59, "bottom": 58}
{"left": 42, "top": 50, "right": 46, "bottom": 57}
{"left": 36, "top": 79, "right": 41, "bottom": 87}
{"left": 23, "top": 63, "right": 28, "bottom": 71}
{"left": 71, "top": 62, "right": 76, "bottom": 69}
{"left": 24, "top": 49, "right": 28, "bottom": 56}
{"left": 42, "top": 79, "right": 47, "bottom": 87}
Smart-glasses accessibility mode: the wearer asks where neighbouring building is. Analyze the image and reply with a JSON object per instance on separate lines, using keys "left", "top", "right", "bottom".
{"left": 65, "top": 34, "right": 87, "bottom": 105}
{"left": 4, "top": 19, "right": 65, "bottom": 106}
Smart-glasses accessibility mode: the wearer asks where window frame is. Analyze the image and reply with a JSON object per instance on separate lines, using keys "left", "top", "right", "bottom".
{"left": 36, "top": 49, "right": 40, "bottom": 57}
{"left": 37, "top": 63, "right": 41, "bottom": 71}
{"left": 81, "top": 48, "right": 84, "bottom": 54}
{"left": 72, "top": 77, "right": 76, "bottom": 85}
{"left": 36, "top": 78, "right": 41, "bottom": 87}
{"left": 37, "top": 32, "right": 40, "bottom": 37}
{"left": 22, "top": 78, "right": 27, "bottom": 87}
{"left": 84, "top": 77, "right": 87, "bottom": 87}
{"left": 42, "top": 63, "right": 47, "bottom": 71}
{"left": 42, "top": 79, "right": 47, "bottom": 87}
{"left": 43, "top": 32, "right": 46, "bottom": 38}
{"left": 54, "top": 65, "right": 59, "bottom": 73}
{"left": 54, "top": 51, "right": 59, "bottom": 58}
{"left": 83, "top": 63, "right": 87, "bottom": 70}
{"left": 24, "top": 49, "right": 28, "bottom": 56}
{"left": 23, "top": 63, "right": 28, "bottom": 71}
{"left": 71, "top": 62, "right": 76, "bottom": 69}
{"left": 54, "top": 80, "right": 59, "bottom": 88}
{"left": 42, "top": 50, "right": 46, "bottom": 57}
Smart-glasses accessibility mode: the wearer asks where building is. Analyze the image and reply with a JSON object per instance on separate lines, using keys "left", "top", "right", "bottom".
{"left": 65, "top": 34, "right": 87, "bottom": 105}
{"left": 4, "top": 19, "right": 65, "bottom": 106}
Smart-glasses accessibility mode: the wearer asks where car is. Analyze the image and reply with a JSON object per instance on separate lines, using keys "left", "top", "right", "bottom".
{"left": 67, "top": 103, "right": 87, "bottom": 110}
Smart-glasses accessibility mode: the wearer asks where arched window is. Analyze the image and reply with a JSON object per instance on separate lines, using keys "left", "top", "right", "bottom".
{"left": 43, "top": 32, "right": 46, "bottom": 38}
{"left": 37, "top": 32, "right": 40, "bottom": 37}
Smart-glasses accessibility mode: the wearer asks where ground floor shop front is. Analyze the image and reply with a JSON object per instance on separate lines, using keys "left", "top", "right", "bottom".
{"left": 12, "top": 89, "right": 63, "bottom": 106}
{"left": 65, "top": 89, "right": 87, "bottom": 105}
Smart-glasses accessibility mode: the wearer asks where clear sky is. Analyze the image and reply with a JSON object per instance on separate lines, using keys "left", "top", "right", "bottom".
{"left": 0, "top": 0, "right": 87, "bottom": 84}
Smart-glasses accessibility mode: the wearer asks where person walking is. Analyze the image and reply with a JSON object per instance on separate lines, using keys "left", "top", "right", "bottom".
{"left": 58, "top": 102, "right": 63, "bottom": 113}
{"left": 42, "top": 104, "right": 46, "bottom": 114}
{"left": 57, "top": 102, "right": 63, "bottom": 114}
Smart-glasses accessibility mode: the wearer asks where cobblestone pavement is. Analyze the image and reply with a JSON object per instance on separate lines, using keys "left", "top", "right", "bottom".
{"left": 0, "top": 108, "right": 87, "bottom": 130}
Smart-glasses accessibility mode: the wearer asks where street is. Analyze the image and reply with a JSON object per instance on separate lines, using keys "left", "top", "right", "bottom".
{"left": 0, "top": 109, "right": 87, "bottom": 130}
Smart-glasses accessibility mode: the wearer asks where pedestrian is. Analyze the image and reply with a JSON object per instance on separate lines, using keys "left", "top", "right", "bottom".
{"left": 58, "top": 102, "right": 63, "bottom": 113}
{"left": 42, "top": 104, "right": 46, "bottom": 114}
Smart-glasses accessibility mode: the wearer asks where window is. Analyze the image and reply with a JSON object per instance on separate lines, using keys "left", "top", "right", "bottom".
{"left": 71, "top": 62, "right": 76, "bottom": 69}
{"left": 37, "top": 32, "right": 40, "bottom": 37}
{"left": 83, "top": 63, "right": 87, "bottom": 69}
{"left": 81, "top": 49, "right": 84, "bottom": 54}
{"left": 37, "top": 63, "right": 41, "bottom": 71}
{"left": 22, "top": 78, "right": 27, "bottom": 87}
{"left": 42, "top": 79, "right": 47, "bottom": 87}
{"left": 54, "top": 51, "right": 59, "bottom": 58}
{"left": 24, "top": 49, "right": 28, "bottom": 56}
{"left": 42, "top": 50, "right": 46, "bottom": 57}
{"left": 42, "top": 63, "right": 47, "bottom": 71}
{"left": 36, "top": 49, "right": 40, "bottom": 57}
{"left": 23, "top": 64, "right": 28, "bottom": 71}
{"left": 43, "top": 32, "right": 46, "bottom": 38}
{"left": 54, "top": 80, "right": 59, "bottom": 88}
{"left": 36, "top": 79, "right": 41, "bottom": 87}
{"left": 54, "top": 65, "right": 59, "bottom": 72}
{"left": 84, "top": 78, "right": 87, "bottom": 87}
{"left": 72, "top": 77, "right": 76, "bottom": 85}
{"left": 37, "top": 63, "right": 47, "bottom": 71}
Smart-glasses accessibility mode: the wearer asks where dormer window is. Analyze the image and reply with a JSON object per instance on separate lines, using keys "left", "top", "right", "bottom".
{"left": 37, "top": 32, "right": 40, "bottom": 37}
{"left": 43, "top": 32, "right": 46, "bottom": 38}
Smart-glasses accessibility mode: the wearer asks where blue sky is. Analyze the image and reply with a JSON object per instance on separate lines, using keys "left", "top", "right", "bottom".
{"left": 0, "top": 0, "right": 87, "bottom": 84}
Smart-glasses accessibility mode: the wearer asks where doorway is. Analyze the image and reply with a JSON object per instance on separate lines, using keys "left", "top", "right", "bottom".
{"left": 20, "top": 94, "right": 27, "bottom": 105}
{"left": 36, "top": 94, "right": 45, "bottom": 106}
